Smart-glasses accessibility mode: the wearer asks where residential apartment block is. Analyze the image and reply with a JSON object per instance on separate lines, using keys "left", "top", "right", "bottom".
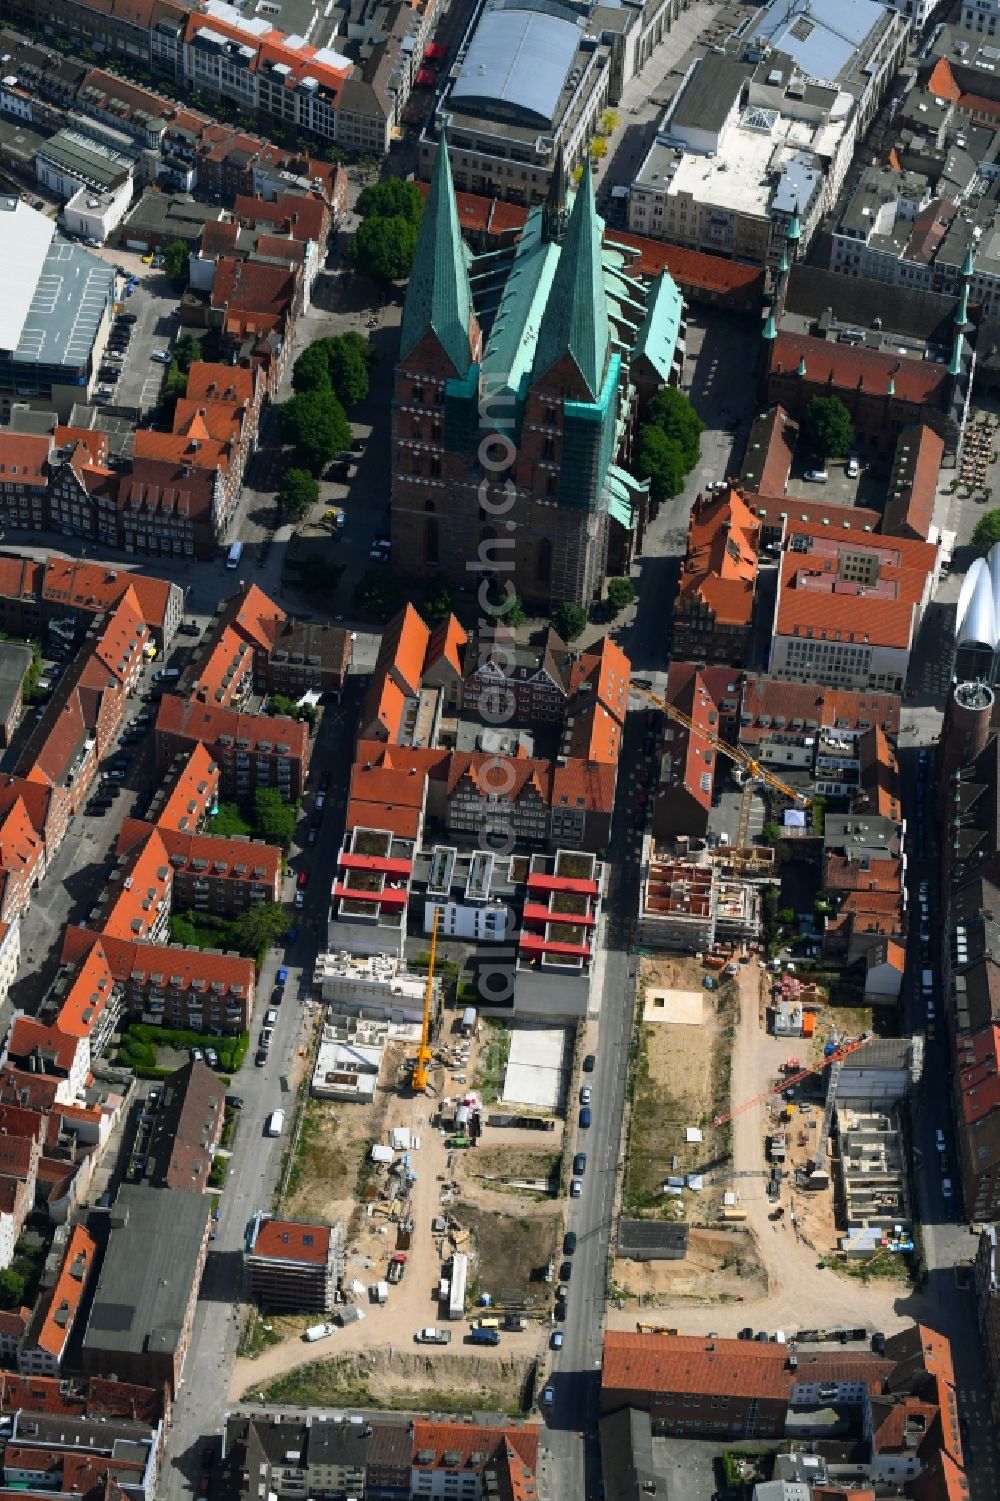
{"left": 155, "top": 695, "right": 310, "bottom": 799}
{"left": 244, "top": 1214, "right": 344, "bottom": 1313}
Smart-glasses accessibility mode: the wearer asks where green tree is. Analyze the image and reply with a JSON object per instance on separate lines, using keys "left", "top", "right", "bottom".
{"left": 252, "top": 788, "right": 296, "bottom": 849}
{"left": 277, "top": 467, "right": 319, "bottom": 522}
{"left": 163, "top": 361, "right": 188, "bottom": 403}
{"left": 552, "top": 601, "right": 587, "bottom": 641}
{"left": 0, "top": 1268, "right": 27, "bottom": 1307}
{"left": 424, "top": 573, "right": 454, "bottom": 623}
{"left": 606, "top": 577, "right": 635, "bottom": 614}
{"left": 644, "top": 386, "right": 705, "bottom": 471}
{"left": 169, "top": 912, "right": 201, "bottom": 947}
{"left": 350, "top": 214, "right": 419, "bottom": 284}
{"left": 175, "top": 332, "right": 201, "bottom": 373}
{"left": 356, "top": 178, "right": 423, "bottom": 223}
{"left": 762, "top": 821, "right": 781, "bottom": 846}
{"left": 972, "top": 508, "right": 1000, "bottom": 555}
{"left": 801, "top": 395, "right": 853, "bottom": 460}
{"left": 163, "top": 238, "right": 189, "bottom": 286}
{"left": 778, "top": 907, "right": 797, "bottom": 926}
{"left": 299, "top": 553, "right": 344, "bottom": 597}
{"left": 291, "top": 341, "right": 332, "bottom": 396}
{"left": 634, "top": 424, "right": 687, "bottom": 504}
{"left": 233, "top": 901, "right": 290, "bottom": 961}
{"left": 207, "top": 803, "right": 251, "bottom": 838}
{"left": 281, "top": 389, "right": 352, "bottom": 475}
{"left": 353, "top": 567, "right": 401, "bottom": 619}
{"left": 326, "top": 336, "right": 370, "bottom": 408}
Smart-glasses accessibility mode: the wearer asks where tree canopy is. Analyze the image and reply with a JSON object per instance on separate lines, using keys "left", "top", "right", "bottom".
{"left": 298, "top": 553, "right": 344, "bottom": 597}
{"left": 606, "top": 577, "right": 635, "bottom": 614}
{"left": 276, "top": 467, "right": 319, "bottom": 522}
{"left": 281, "top": 388, "right": 352, "bottom": 475}
{"left": 424, "top": 574, "right": 454, "bottom": 623}
{"left": 163, "top": 238, "right": 189, "bottom": 286}
{"left": 349, "top": 213, "right": 420, "bottom": 284}
{"left": 356, "top": 178, "right": 423, "bottom": 224}
{"left": 644, "top": 386, "right": 704, "bottom": 470}
{"left": 634, "top": 425, "right": 687, "bottom": 505}
{"left": 252, "top": 788, "right": 296, "bottom": 850}
{"left": 292, "top": 333, "right": 373, "bottom": 407}
{"left": 973, "top": 508, "right": 1000, "bottom": 555}
{"left": 801, "top": 395, "right": 853, "bottom": 460}
{"left": 552, "top": 601, "right": 587, "bottom": 642}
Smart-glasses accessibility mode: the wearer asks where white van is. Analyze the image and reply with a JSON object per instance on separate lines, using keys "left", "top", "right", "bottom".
{"left": 266, "top": 1109, "right": 285, "bottom": 1137}
{"left": 227, "top": 540, "right": 243, "bottom": 569}
{"left": 921, "top": 968, "right": 933, "bottom": 995}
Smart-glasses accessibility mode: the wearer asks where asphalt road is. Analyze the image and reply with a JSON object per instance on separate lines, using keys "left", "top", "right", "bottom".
{"left": 161, "top": 685, "right": 358, "bottom": 1501}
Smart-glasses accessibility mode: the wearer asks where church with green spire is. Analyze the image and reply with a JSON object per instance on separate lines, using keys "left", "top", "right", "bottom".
{"left": 390, "top": 148, "right": 684, "bottom": 609}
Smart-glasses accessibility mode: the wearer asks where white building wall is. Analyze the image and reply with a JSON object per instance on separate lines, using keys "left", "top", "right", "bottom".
{"left": 0, "top": 920, "right": 20, "bottom": 1013}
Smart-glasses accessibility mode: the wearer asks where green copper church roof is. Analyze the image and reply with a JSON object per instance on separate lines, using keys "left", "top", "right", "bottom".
{"left": 399, "top": 147, "right": 473, "bottom": 376}
{"left": 532, "top": 165, "right": 609, "bottom": 399}
{"left": 633, "top": 273, "right": 683, "bottom": 384}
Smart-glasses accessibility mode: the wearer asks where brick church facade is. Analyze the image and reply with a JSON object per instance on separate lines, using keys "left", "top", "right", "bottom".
{"left": 390, "top": 148, "right": 683, "bottom": 610}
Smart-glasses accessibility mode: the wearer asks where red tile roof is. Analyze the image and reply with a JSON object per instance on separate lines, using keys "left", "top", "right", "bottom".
{"left": 55, "top": 945, "right": 116, "bottom": 1040}
{"left": 191, "top": 623, "right": 255, "bottom": 707}
{"left": 772, "top": 332, "right": 950, "bottom": 409}
{"left": 424, "top": 615, "right": 467, "bottom": 678}
{"left": 99, "top": 828, "right": 171, "bottom": 942}
{"left": 885, "top": 424, "right": 944, "bottom": 541}
{"left": 602, "top": 1331, "right": 891, "bottom": 1400}
{"left": 411, "top": 1421, "right": 537, "bottom": 1475}
{"left": 824, "top": 853, "right": 903, "bottom": 893}
{"left": 119, "top": 818, "right": 282, "bottom": 889}
{"left": 233, "top": 192, "right": 327, "bottom": 243}
{"left": 27, "top": 1222, "right": 97, "bottom": 1360}
{"left": 61, "top": 928, "right": 254, "bottom": 1000}
{"left": 155, "top": 743, "right": 219, "bottom": 833}
{"left": 677, "top": 488, "right": 760, "bottom": 628}
{"left": 551, "top": 757, "right": 616, "bottom": 815}
{"left": 747, "top": 490, "right": 881, "bottom": 537}
{"left": 250, "top": 1217, "right": 331, "bottom": 1264}
{"left": 185, "top": 363, "right": 261, "bottom": 407}
{"left": 132, "top": 429, "right": 231, "bottom": 474}
{"left": 775, "top": 521, "right": 936, "bottom": 652}
{"left": 0, "top": 434, "right": 49, "bottom": 489}
{"left": 155, "top": 694, "right": 309, "bottom": 761}
{"left": 738, "top": 675, "right": 901, "bottom": 744}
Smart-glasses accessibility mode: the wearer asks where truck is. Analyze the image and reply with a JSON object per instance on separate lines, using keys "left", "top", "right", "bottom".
{"left": 387, "top": 1253, "right": 407, "bottom": 1285}
{"left": 461, "top": 1005, "right": 477, "bottom": 1037}
{"left": 468, "top": 1327, "right": 500, "bottom": 1346}
{"left": 303, "top": 1323, "right": 335, "bottom": 1342}
{"left": 415, "top": 1327, "right": 452, "bottom": 1345}
{"left": 374, "top": 1280, "right": 389, "bottom": 1305}
{"left": 266, "top": 1109, "right": 285, "bottom": 1137}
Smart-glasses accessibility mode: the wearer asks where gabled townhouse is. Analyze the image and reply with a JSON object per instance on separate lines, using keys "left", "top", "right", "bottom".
{"left": 47, "top": 428, "right": 118, "bottom": 543}
{"left": 673, "top": 487, "right": 761, "bottom": 666}
{"left": 155, "top": 696, "right": 310, "bottom": 799}
{"left": 4, "top": 1016, "right": 90, "bottom": 1101}
{"left": 117, "top": 819, "right": 282, "bottom": 914}
{"left": 651, "top": 663, "right": 736, "bottom": 842}
{"left": 0, "top": 433, "right": 50, "bottom": 536}
{"left": 358, "top": 602, "right": 432, "bottom": 743}
{"left": 462, "top": 625, "right": 568, "bottom": 725}
{"left": 0, "top": 1109, "right": 44, "bottom": 1269}
{"left": 118, "top": 454, "right": 221, "bottom": 560}
{"left": 447, "top": 753, "right": 552, "bottom": 848}
{"left": 132, "top": 431, "right": 235, "bottom": 545}
{"left": 17, "top": 1223, "right": 98, "bottom": 1377}
{"left": 209, "top": 259, "right": 299, "bottom": 391}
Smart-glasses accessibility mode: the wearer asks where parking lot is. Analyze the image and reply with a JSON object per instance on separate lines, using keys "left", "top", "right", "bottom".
{"left": 92, "top": 258, "right": 182, "bottom": 414}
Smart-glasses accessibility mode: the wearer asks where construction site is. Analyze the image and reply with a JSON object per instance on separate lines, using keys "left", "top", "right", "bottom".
{"left": 247, "top": 914, "right": 569, "bottom": 1402}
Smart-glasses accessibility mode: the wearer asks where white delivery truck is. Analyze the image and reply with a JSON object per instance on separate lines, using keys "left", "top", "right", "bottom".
{"left": 226, "top": 540, "right": 243, "bottom": 569}
{"left": 303, "top": 1323, "right": 335, "bottom": 1342}
{"left": 266, "top": 1109, "right": 285, "bottom": 1137}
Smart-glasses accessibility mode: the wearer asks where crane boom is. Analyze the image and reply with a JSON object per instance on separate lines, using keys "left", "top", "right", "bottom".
{"left": 712, "top": 1034, "right": 874, "bottom": 1127}
{"left": 411, "top": 907, "right": 440, "bottom": 1093}
{"left": 634, "top": 684, "right": 810, "bottom": 808}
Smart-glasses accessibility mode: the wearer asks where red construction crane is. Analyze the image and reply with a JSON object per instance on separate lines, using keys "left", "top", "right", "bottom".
{"left": 713, "top": 1034, "right": 874, "bottom": 1128}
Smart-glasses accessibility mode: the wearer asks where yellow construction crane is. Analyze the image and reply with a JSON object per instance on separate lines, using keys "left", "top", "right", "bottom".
{"left": 411, "top": 907, "right": 440, "bottom": 1094}
{"left": 635, "top": 684, "right": 810, "bottom": 851}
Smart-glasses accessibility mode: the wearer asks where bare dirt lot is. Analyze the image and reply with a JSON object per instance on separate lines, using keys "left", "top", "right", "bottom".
{"left": 456, "top": 1200, "right": 563, "bottom": 1311}
{"left": 613, "top": 1226, "right": 766, "bottom": 1304}
{"left": 624, "top": 956, "right": 736, "bottom": 1217}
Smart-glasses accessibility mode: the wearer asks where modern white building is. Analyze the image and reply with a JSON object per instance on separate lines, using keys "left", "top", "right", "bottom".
{"left": 313, "top": 950, "right": 439, "bottom": 1025}
{"left": 0, "top": 197, "right": 114, "bottom": 418}
{"left": 629, "top": 0, "right": 908, "bottom": 267}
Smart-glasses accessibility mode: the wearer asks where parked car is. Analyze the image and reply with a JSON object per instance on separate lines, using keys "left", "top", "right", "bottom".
{"left": 582, "top": 1054, "right": 595, "bottom": 1072}
{"left": 563, "top": 1231, "right": 577, "bottom": 1255}
{"left": 573, "top": 1153, "right": 587, "bottom": 1175}
{"left": 190, "top": 1047, "right": 203, "bottom": 1062}
{"left": 297, "top": 870, "right": 309, "bottom": 889}
{"left": 550, "top": 1331, "right": 563, "bottom": 1351}
{"left": 254, "top": 1048, "right": 268, "bottom": 1067}
{"left": 151, "top": 349, "right": 172, "bottom": 364}
{"left": 570, "top": 1177, "right": 583, "bottom": 1198}
{"left": 542, "top": 1385, "right": 555, "bottom": 1405}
